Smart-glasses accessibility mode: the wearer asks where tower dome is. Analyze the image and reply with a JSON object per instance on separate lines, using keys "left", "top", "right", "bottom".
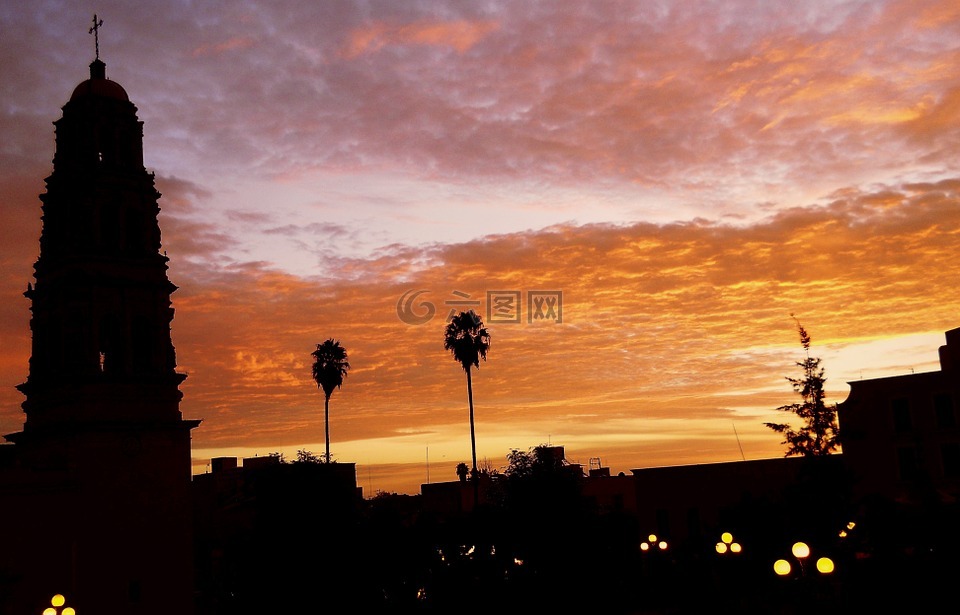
{"left": 69, "top": 58, "right": 129, "bottom": 101}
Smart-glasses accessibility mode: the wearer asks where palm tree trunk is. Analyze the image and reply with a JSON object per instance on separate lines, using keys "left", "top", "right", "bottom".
{"left": 467, "top": 367, "right": 478, "bottom": 506}
{"left": 466, "top": 367, "right": 477, "bottom": 474}
{"left": 325, "top": 394, "right": 331, "bottom": 463}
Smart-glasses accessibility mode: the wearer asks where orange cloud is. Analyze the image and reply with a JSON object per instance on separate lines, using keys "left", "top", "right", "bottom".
{"left": 125, "top": 181, "right": 959, "bottom": 491}
{"left": 4, "top": 172, "right": 958, "bottom": 494}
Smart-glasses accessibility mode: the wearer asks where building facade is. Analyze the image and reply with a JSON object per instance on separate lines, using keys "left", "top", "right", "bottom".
{"left": 837, "top": 327, "right": 960, "bottom": 505}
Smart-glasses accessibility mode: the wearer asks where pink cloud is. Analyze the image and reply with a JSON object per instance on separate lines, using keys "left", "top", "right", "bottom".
{"left": 343, "top": 19, "right": 499, "bottom": 58}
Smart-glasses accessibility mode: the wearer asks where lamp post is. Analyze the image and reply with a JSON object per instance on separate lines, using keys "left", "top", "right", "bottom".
{"left": 711, "top": 531, "right": 749, "bottom": 609}
{"left": 639, "top": 534, "right": 672, "bottom": 610}
{"left": 772, "top": 541, "right": 838, "bottom": 611}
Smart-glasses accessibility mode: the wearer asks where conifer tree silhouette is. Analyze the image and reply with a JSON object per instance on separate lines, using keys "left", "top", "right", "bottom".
{"left": 765, "top": 317, "right": 840, "bottom": 456}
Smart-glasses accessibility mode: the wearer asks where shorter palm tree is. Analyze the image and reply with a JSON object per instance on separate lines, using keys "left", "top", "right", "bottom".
{"left": 311, "top": 338, "right": 350, "bottom": 463}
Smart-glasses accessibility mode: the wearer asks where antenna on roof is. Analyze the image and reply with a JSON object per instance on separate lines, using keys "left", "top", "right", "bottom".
{"left": 732, "top": 421, "right": 745, "bottom": 461}
{"left": 89, "top": 14, "right": 104, "bottom": 60}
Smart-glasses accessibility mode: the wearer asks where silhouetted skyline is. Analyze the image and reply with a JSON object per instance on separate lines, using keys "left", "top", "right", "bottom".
{"left": 1, "top": 3, "right": 958, "bottom": 495}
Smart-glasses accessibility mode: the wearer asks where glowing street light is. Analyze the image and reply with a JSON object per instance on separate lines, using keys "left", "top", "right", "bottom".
{"left": 42, "top": 594, "right": 76, "bottom": 615}
{"left": 715, "top": 531, "right": 742, "bottom": 555}
{"left": 792, "top": 541, "right": 810, "bottom": 559}
{"left": 838, "top": 520, "right": 856, "bottom": 539}
{"left": 640, "top": 533, "right": 668, "bottom": 552}
{"left": 816, "top": 557, "right": 835, "bottom": 574}
{"left": 773, "top": 541, "right": 834, "bottom": 577}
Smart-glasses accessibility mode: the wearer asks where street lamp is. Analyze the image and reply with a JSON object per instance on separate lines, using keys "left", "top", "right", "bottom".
{"left": 715, "top": 531, "right": 742, "bottom": 555}
{"left": 638, "top": 533, "right": 672, "bottom": 610}
{"left": 639, "top": 533, "right": 671, "bottom": 576}
{"left": 640, "top": 533, "right": 668, "bottom": 552}
{"left": 42, "top": 594, "right": 76, "bottom": 615}
{"left": 771, "top": 540, "right": 840, "bottom": 612}
{"left": 773, "top": 541, "right": 835, "bottom": 577}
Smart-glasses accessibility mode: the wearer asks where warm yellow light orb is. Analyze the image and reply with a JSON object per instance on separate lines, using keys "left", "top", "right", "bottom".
{"left": 43, "top": 609, "right": 57, "bottom": 615}
{"left": 816, "top": 557, "right": 835, "bottom": 574}
{"left": 721, "top": 532, "right": 733, "bottom": 544}
{"left": 730, "top": 542, "right": 742, "bottom": 553}
{"left": 52, "top": 595, "right": 66, "bottom": 607}
{"left": 648, "top": 534, "right": 658, "bottom": 543}
{"left": 658, "top": 541, "right": 668, "bottom": 550}
{"left": 846, "top": 522, "right": 856, "bottom": 530}
{"left": 791, "top": 542, "right": 810, "bottom": 559}
{"left": 773, "top": 559, "right": 792, "bottom": 576}
{"left": 716, "top": 542, "right": 728, "bottom": 554}
{"left": 640, "top": 542, "right": 650, "bottom": 551}
{"left": 63, "top": 609, "right": 76, "bottom": 615}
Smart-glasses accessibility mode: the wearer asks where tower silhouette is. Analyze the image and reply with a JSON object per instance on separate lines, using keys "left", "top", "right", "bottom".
{"left": 1, "top": 55, "right": 199, "bottom": 614}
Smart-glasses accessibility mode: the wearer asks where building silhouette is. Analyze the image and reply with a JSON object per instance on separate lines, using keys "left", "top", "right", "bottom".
{"left": 191, "top": 455, "right": 365, "bottom": 613}
{"left": 0, "top": 56, "right": 199, "bottom": 614}
{"left": 838, "top": 327, "right": 960, "bottom": 506}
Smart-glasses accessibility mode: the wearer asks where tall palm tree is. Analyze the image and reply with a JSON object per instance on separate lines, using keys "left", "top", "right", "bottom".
{"left": 443, "top": 310, "right": 491, "bottom": 485}
{"left": 311, "top": 338, "right": 350, "bottom": 463}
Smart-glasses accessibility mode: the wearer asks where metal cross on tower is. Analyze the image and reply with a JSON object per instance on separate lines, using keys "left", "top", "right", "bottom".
{"left": 89, "top": 14, "right": 104, "bottom": 60}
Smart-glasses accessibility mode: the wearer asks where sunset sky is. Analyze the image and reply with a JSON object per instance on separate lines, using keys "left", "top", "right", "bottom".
{"left": 1, "top": 1, "right": 958, "bottom": 495}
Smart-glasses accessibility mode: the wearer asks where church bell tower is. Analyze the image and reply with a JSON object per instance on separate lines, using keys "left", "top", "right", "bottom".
{"left": 16, "top": 58, "right": 189, "bottom": 438}
{"left": 4, "top": 24, "right": 199, "bottom": 614}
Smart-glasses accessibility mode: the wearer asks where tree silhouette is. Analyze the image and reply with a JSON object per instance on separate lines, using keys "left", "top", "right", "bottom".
{"left": 311, "top": 338, "right": 350, "bottom": 463}
{"left": 294, "top": 449, "right": 323, "bottom": 464}
{"left": 764, "top": 317, "right": 840, "bottom": 456}
{"left": 443, "top": 310, "right": 490, "bottom": 488}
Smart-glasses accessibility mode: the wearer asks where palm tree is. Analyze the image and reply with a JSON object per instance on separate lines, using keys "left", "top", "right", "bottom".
{"left": 311, "top": 338, "right": 350, "bottom": 463}
{"left": 443, "top": 310, "right": 491, "bottom": 487}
